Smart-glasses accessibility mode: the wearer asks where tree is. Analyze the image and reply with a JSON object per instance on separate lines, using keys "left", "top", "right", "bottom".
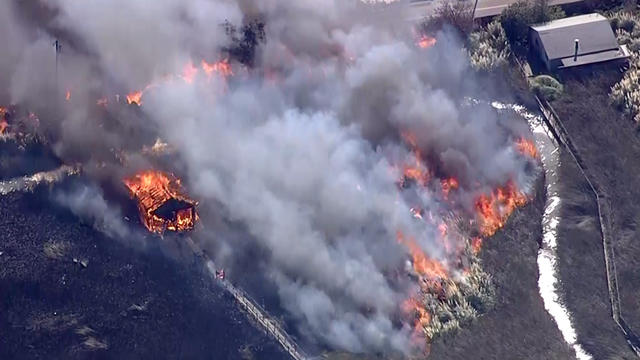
{"left": 222, "top": 20, "right": 266, "bottom": 67}
{"left": 499, "top": 0, "right": 565, "bottom": 53}
{"left": 421, "top": 0, "right": 475, "bottom": 36}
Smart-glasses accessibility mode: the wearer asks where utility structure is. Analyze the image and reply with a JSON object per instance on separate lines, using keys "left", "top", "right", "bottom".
{"left": 54, "top": 39, "right": 62, "bottom": 96}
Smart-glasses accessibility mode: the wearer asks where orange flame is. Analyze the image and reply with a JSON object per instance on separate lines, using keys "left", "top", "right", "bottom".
{"left": 474, "top": 180, "right": 528, "bottom": 237}
{"left": 441, "top": 177, "right": 459, "bottom": 199}
{"left": 182, "top": 61, "right": 199, "bottom": 84}
{"left": 65, "top": 90, "right": 71, "bottom": 101}
{"left": 400, "top": 131, "right": 431, "bottom": 187}
{"left": 126, "top": 90, "right": 143, "bottom": 105}
{"left": 402, "top": 297, "right": 432, "bottom": 341}
{"left": 123, "top": 170, "right": 198, "bottom": 233}
{"left": 202, "top": 59, "right": 233, "bottom": 78}
{"left": 417, "top": 35, "right": 437, "bottom": 49}
{"left": 0, "top": 107, "right": 7, "bottom": 135}
{"left": 471, "top": 237, "right": 483, "bottom": 254}
{"left": 515, "top": 137, "right": 538, "bottom": 159}
{"left": 397, "top": 231, "right": 448, "bottom": 281}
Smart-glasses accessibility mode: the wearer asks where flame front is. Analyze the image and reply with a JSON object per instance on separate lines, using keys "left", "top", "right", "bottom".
{"left": 123, "top": 170, "right": 198, "bottom": 233}
{"left": 474, "top": 180, "right": 528, "bottom": 237}
{"left": 394, "top": 130, "right": 532, "bottom": 347}
{"left": 400, "top": 131, "right": 431, "bottom": 187}
{"left": 126, "top": 58, "right": 233, "bottom": 106}
{"left": 202, "top": 59, "right": 233, "bottom": 78}
{"left": 516, "top": 137, "right": 539, "bottom": 159}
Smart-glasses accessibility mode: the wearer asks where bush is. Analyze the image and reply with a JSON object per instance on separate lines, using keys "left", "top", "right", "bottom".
{"left": 499, "top": 0, "right": 566, "bottom": 52}
{"left": 468, "top": 20, "right": 512, "bottom": 71}
{"left": 609, "top": 10, "right": 640, "bottom": 122}
{"left": 421, "top": 0, "right": 474, "bottom": 35}
{"left": 611, "top": 69, "right": 640, "bottom": 122}
{"left": 529, "top": 75, "right": 564, "bottom": 101}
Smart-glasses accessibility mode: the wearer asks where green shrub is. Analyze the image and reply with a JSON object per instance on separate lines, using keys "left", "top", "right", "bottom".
{"left": 529, "top": 75, "right": 564, "bottom": 101}
{"left": 499, "top": 0, "right": 566, "bottom": 52}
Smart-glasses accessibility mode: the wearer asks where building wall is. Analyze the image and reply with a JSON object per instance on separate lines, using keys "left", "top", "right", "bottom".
{"left": 529, "top": 30, "right": 551, "bottom": 71}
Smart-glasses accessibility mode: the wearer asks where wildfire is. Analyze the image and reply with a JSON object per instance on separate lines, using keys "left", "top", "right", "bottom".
{"left": 181, "top": 61, "right": 199, "bottom": 84}
{"left": 202, "top": 59, "right": 233, "bottom": 78}
{"left": 397, "top": 231, "right": 448, "bottom": 282}
{"left": 474, "top": 180, "right": 528, "bottom": 237}
{"left": 0, "top": 107, "right": 7, "bottom": 135}
{"left": 402, "top": 297, "right": 432, "bottom": 342}
{"left": 441, "top": 177, "right": 459, "bottom": 200}
{"left": 471, "top": 237, "right": 483, "bottom": 254}
{"left": 123, "top": 170, "right": 198, "bottom": 233}
{"left": 125, "top": 58, "right": 233, "bottom": 106}
{"left": 515, "top": 137, "right": 538, "bottom": 159}
{"left": 65, "top": 90, "right": 71, "bottom": 101}
{"left": 417, "top": 35, "right": 437, "bottom": 49}
{"left": 400, "top": 131, "right": 431, "bottom": 187}
{"left": 126, "top": 90, "right": 143, "bottom": 105}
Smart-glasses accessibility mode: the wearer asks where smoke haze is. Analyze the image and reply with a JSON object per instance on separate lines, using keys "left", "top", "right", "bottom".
{"left": 1, "top": 0, "right": 537, "bottom": 355}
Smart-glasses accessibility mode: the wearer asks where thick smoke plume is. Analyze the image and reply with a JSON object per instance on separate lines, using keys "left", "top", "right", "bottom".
{"left": 1, "top": 0, "right": 536, "bottom": 355}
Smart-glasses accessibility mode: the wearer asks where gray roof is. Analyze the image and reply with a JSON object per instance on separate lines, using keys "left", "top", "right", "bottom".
{"left": 531, "top": 13, "right": 623, "bottom": 62}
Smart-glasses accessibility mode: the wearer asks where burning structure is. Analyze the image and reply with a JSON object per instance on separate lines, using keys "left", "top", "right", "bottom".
{"left": 123, "top": 170, "right": 198, "bottom": 233}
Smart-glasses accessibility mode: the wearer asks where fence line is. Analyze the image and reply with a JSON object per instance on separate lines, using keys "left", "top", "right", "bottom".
{"left": 203, "top": 260, "right": 310, "bottom": 360}
{"left": 517, "top": 58, "right": 640, "bottom": 356}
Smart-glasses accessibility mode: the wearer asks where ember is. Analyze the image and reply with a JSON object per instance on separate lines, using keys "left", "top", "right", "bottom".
{"left": 123, "top": 170, "right": 198, "bottom": 233}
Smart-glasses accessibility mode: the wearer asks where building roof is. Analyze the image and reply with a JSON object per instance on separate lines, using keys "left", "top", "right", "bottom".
{"left": 531, "top": 13, "right": 624, "bottom": 64}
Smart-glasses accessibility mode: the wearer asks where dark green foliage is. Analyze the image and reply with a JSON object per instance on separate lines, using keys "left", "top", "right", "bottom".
{"left": 420, "top": 1, "right": 474, "bottom": 36}
{"left": 223, "top": 20, "right": 266, "bottom": 67}
{"left": 499, "top": 0, "right": 566, "bottom": 52}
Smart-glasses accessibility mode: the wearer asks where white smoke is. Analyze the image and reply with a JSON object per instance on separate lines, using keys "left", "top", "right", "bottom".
{"left": 2, "top": 0, "right": 537, "bottom": 355}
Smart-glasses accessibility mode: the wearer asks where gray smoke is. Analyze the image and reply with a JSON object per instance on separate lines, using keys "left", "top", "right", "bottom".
{"left": 54, "top": 183, "right": 131, "bottom": 240}
{"left": 2, "top": 0, "right": 537, "bottom": 355}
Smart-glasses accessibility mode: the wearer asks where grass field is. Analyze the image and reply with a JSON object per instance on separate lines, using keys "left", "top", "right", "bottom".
{"left": 551, "top": 68, "right": 640, "bottom": 358}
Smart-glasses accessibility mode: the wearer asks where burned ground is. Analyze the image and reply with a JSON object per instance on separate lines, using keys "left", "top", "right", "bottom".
{"left": 428, "top": 176, "right": 576, "bottom": 360}
{"left": 551, "top": 68, "right": 640, "bottom": 355}
{"left": 0, "top": 186, "right": 287, "bottom": 360}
